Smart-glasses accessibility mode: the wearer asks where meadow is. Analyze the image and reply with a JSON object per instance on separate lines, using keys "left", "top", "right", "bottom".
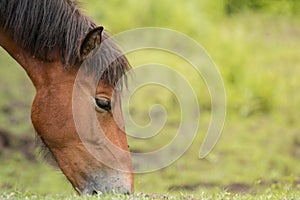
{"left": 1, "top": 0, "right": 300, "bottom": 199}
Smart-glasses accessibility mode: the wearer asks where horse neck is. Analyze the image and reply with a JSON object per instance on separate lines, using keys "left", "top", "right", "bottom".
{"left": 0, "top": 28, "right": 78, "bottom": 90}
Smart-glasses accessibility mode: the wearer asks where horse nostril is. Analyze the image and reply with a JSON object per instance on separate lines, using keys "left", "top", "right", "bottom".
{"left": 92, "top": 190, "right": 98, "bottom": 195}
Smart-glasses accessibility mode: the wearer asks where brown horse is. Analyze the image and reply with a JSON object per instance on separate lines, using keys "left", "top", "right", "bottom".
{"left": 0, "top": 0, "right": 133, "bottom": 195}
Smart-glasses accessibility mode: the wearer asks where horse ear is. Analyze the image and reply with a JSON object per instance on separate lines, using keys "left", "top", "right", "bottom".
{"left": 79, "top": 26, "right": 104, "bottom": 60}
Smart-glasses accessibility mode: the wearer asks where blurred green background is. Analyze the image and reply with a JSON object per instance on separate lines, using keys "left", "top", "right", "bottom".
{"left": 0, "top": 0, "right": 300, "bottom": 197}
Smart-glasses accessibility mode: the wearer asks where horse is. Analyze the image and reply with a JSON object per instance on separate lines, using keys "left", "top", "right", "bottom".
{"left": 0, "top": 0, "right": 133, "bottom": 195}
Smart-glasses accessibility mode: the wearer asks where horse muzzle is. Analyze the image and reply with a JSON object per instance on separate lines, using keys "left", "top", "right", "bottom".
{"left": 79, "top": 169, "right": 133, "bottom": 195}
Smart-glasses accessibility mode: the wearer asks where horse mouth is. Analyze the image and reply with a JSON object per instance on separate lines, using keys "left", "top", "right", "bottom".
{"left": 81, "top": 184, "right": 131, "bottom": 196}
{"left": 81, "top": 187, "right": 131, "bottom": 196}
{"left": 79, "top": 171, "right": 132, "bottom": 195}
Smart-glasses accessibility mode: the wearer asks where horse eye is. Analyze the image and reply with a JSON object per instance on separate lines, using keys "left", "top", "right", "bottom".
{"left": 95, "top": 98, "right": 111, "bottom": 112}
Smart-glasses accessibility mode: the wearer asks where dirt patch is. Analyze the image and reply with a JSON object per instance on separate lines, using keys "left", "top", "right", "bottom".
{"left": 168, "top": 182, "right": 218, "bottom": 192}
{"left": 168, "top": 179, "right": 300, "bottom": 194}
{"left": 0, "top": 130, "right": 10, "bottom": 148}
{"left": 168, "top": 182, "right": 252, "bottom": 194}
{"left": 0, "top": 129, "right": 36, "bottom": 161}
{"left": 225, "top": 182, "right": 251, "bottom": 193}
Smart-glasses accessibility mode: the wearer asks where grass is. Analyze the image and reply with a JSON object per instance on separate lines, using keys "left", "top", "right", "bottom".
{"left": 1, "top": 185, "right": 300, "bottom": 200}
{"left": 1, "top": 0, "right": 300, "bottom": 199}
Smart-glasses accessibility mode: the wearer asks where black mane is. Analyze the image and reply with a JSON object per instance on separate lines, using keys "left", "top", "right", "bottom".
{"left": 0, "top": 0, "right": 130, "bottom": 87}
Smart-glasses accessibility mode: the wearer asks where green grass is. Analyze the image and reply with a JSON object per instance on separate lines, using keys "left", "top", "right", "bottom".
{"left": 1, "top": 0, "right": 300, "bottom": 199}
{"left": 0, "top": 51, "right": 34, "bottom": 136}
{"left": 1, "top": 186, "right": 300, "bottom": 200}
